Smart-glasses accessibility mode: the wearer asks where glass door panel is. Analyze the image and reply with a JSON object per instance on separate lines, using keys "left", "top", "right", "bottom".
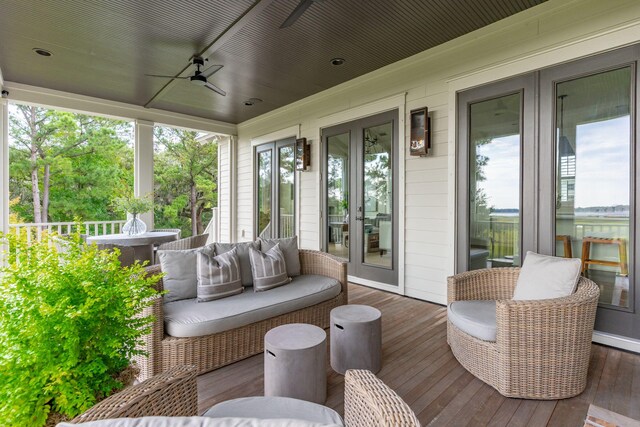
{"left": 362, "top": 122, "right": 392, "bottom": 268}
{"left": 327, "top": 132, "right": 350, "bottom": 258}
{"left": 278, "top": 145, "right": 295, "bottom": 238}
{"left": 257, "top": 149, "right": 273, "bottom": 238}
{"left": 554, "top": 67, "right": 632, "bottom": 308}
{"left": 468, "top": 93, "right": 522, "bottom": 270}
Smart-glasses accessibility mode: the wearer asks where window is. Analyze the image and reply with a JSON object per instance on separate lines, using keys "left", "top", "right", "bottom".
{"left": 255, "top": 138, "right": 296, "bottom": 239}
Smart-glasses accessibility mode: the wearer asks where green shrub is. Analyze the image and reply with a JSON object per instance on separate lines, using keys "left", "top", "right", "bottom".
{"left": 0, "top": 231, "right": 162, "bottom": 426}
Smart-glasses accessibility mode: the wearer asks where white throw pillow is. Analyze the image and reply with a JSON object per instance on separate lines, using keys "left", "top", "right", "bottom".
{"left": 512, "top": 251, "right": 581, "bottom": 300}
{"left": 197, "top": 248, "right": 244, "bottom": 302}
{"left": 248, "top": 244, "right": 291, "bottom": 292}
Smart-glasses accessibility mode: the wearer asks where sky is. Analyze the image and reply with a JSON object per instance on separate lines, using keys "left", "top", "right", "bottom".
{"left": 477, "top": 116, "right": 630, "bottom": 210}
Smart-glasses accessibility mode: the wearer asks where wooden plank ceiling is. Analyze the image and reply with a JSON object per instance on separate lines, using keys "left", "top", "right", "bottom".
{"left": 0, "top": 0, "right": 546, "bottom": 124}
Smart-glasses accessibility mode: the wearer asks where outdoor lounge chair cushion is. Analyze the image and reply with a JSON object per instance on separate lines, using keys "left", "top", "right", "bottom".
{"left": 447, "top": 300, "right": 497, "bottom": 342}
{"left": 215, "top": 241, "right": 261, "bottom": 287}
{"left": 259, "top": 237, "right": 301, "bottom": 277}
{"left": 203, "top": 397, "right": 343, "bottom": 426}
{"left": 512, "top": 251, "right": 581, "bottom": 300}
{"left": 196, "top": 248, "right": 243, "bottom": 302}
{"left": 163, "top": 274, "right": 341, "bottom": 337}
{"left": 249, "top": 244, "right": 291, "bottom": 291}
{"left": 59, "top": 417, "right": 342, "bottom": 426}
{"left": 158, "top": 245, "right": 214, "bottom": 303}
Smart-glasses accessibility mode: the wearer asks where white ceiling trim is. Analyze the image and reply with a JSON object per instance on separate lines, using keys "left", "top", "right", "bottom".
{"left": 4, "top": 81, "right": 237, "bottom": 136}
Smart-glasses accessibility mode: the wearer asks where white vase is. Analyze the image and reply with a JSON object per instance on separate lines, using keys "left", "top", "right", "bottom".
{"left": 122, "top": 214, "right": 147, "bottom": 236}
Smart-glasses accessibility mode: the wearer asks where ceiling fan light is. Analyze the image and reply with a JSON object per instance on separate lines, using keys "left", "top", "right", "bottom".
{"left": 190, "top": 75, "right": 207, "bottom": 86}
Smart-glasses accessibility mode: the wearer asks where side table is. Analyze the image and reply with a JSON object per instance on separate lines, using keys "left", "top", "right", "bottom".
{"left": 330, "top": 304, "right": 382, "bottom": 375}
{"left": 264, "top": 323, "right": 327, "bottom": 404}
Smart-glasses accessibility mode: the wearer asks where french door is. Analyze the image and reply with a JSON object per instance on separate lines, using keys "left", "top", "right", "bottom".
{"left": 322, "top": 110, "right": 399, "bottom": 286}
{"left": 457, "top": 44, "right": 640, "bottom": 339}
{"left": 255, "top": 138, "right": 295, "bottom": 239}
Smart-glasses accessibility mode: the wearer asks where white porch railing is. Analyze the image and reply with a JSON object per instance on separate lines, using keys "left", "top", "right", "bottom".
{"left": 204, "top": 207, "right": 219, "bottom": 244}
{"left": 9, "top": 220, "right": 126, "bottom": 242}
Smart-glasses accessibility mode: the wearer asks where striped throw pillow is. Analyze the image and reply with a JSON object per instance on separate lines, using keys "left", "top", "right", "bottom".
{"left": 196, "top": 247, "right": 243, "bottom": 302}
{"left": 248, "top": 243, "right": 292, "bottom": 291}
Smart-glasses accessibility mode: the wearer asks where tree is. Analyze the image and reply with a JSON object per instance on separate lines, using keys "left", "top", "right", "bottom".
{"left": 9, "top": 104, "right": 134, "bottom": 223}
{"left": 154, "top": 127, "right": 218, "bottom": 236}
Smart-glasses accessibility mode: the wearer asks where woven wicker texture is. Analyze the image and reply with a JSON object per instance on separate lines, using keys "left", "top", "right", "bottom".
{"left": 447, "top": 267, "right": 600, "bottom": 399}
{"left": 158, "top": 234, "right": 209, "bottom": 251}
{"left": 344, "top": 369, "right": 420, "bottom": 427}
{"left": 136, "top": 249, "right": 348, "bottom": 380}
{"left": 153, "top": 228, "right": 182, "bottom": 239}
{"left": 69, "top": 365, "right": 198, "bottom": 423}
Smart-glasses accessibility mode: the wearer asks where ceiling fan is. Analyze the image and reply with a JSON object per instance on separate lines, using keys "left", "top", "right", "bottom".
{"left": 146, "top": 56, "right": 227, "bottom": 96}
{"left": 280, "top": 0, "right": 327, "bottom": 29}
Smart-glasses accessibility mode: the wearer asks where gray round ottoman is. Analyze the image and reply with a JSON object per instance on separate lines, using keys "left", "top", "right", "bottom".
{"left": 264, "top": 323, "right": 327, "bottom": 404}
{"left": 330, "top": 304, "right": 382, "bottom": 375}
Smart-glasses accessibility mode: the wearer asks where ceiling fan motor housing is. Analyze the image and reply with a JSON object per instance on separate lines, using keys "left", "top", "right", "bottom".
{"left": 190, "top": 73, "right": 207, "bottom": 85}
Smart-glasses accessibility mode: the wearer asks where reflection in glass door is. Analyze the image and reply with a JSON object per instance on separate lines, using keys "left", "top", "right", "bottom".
{"left": 326, "top": 132, "right": 350, "bottom": 258}
{"left": 468, "top": 93, "right": 522, "bottom": 270}
{"left": 554, "top": 67, "right": 632, "bottom": 308}
{"left": 279, "top": 145, "right": 295, "bottom": 238}
{"left": 362, "top": 122, "right": 393, "bottom": 269}
{"left": 256, "top": 147, "right": 272, "bottom": 238}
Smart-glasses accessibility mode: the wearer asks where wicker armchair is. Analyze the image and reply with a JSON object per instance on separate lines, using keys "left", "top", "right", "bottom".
{"left": 158, "top": 234, "right": 209, "bottom": 251}
{"left": 153, "top": 228, "right": 182, "bottom": 239}
{"left": 155, "top": 234, "right": 209, "bottom": 264}
{"left": 447, "top": 267, "right": 600, "bottom": 399}
{"left": 69, "top": 365, "right": 198, "bottom": 423}
{"left": 69, "top": 367, "right": 417, "bottom": 426}
{"left": 345, "top": 370, "right": 420, "bottom": 427}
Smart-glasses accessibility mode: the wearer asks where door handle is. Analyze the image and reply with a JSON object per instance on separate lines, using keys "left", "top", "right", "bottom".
{"left": 355, "top": 216, "right": 363, "bottom": 221}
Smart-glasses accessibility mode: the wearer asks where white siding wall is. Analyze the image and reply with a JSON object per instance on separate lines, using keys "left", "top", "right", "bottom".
{"left": 230, "top": 0, "right": 640, "bottom": 304}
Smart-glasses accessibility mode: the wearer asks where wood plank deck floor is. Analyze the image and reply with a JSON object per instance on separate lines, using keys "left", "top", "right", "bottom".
{"left": 198, "top": 283, "right": 640, "bottom": 426}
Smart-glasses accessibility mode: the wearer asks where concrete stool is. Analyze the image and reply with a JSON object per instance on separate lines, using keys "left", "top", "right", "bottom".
{"left": 264, "top": 323, "right": 327, "bottom": 404}
{"left": 330, "top": 304, "right": 382, "bottom": 375}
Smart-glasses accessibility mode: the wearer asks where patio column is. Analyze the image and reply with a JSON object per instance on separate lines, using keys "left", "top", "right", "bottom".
{"left": 135, "top": 120, "right": 154, "bottom": 229}
{"left": 0, "top": 95, "right": 8, "bottom": 236}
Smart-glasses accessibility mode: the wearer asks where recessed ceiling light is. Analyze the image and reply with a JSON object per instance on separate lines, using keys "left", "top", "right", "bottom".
{"left": 330, "top": 57, "right": 345, "bottom": 66}
{"left": 244, "top": 98, "right": 263, "bottom": 106}
{"left": 33, "top": 48, "right": 53, "bottom": 57}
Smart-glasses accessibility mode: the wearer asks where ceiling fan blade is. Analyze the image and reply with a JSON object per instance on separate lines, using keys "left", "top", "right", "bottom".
{"left": 204, "top": 81, "right": 227, "bottom": 96}
{"left": 280, "top": 0, "right": 314, "bottom": 29}
{"left": 203, "top": 64, "right": 224, "bottom": 78}
{"left": 145, "top": 74, "right": 190, "bottom": 79}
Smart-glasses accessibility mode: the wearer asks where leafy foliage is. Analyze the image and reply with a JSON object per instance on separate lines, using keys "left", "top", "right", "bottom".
{"left": 0, "top": 231, "right": 162, "bottom": 426}
{"left": 9, "top": 104, "right": 134, "bottom": 223}
{"left": 113, "top": 194, "right": 153, "bottom": 215}
{"left": 153, "top": 127, "right": 218, "bottom": 237}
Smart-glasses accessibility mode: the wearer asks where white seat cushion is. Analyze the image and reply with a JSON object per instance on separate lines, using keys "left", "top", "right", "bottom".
{"left": 164, "top": 275, "right": 341, "bottom": 338}
{"left": 203, "top": 397, "right": 343, "bottom": 426}
{"left": 59, "top": 417, "right": 341, "bottom": 427}
{"left": 512, "top": 251, "right": 581, "bottom": 300}
{"left": 447, "top": 300, "right": 497, "bottom": 342}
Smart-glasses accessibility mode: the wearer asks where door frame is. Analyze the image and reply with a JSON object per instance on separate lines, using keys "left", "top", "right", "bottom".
{"left": 538, "top": 45, "right": 640, "bottom": 338}
{"left": 253, "top": 137, "right": 296, "bottom": 239}
{"left": 455, "top": 74, "right": 537, "bottom": 272}
{"left": 321, "top": 109, "right": 400, "bottom": 288}
{"left": 456, "top": 44, "right": 640, "bottom": 340}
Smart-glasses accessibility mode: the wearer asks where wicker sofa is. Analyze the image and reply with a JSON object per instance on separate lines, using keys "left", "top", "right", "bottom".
{"left": 135, "top": 249, "right": 347, "bottom": 381}
{"left": 447, "top": 267, "right": 600, "bottom": 399}
{"left": 66, "top": 366, "right": 420, "bottom": 426}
